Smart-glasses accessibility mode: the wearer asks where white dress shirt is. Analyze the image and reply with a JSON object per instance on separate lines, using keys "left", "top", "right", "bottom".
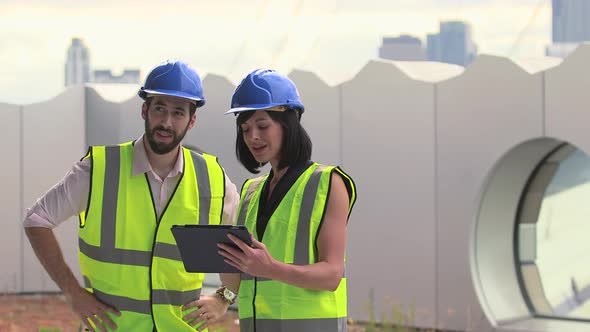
{"left": 24, "top": 135, "right": 239, "bottom": 228}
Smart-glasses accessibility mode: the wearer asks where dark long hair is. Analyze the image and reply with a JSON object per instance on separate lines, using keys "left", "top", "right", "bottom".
{"left": 236, "top": 109, "right": 312, "bottom": 174}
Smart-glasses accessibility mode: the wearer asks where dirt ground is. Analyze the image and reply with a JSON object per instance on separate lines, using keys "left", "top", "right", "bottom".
{"left": 0, "top": 294, "right": 371, "bottom": 332}
{"left": 0, "top": 294, "right": 240, "bottom": 332}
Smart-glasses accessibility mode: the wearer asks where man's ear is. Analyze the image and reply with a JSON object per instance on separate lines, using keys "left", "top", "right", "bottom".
{"left": 188, "top": 112, "right": 197, "bottom": 130}
{"left": 141, "top": 102, "right": 148, "bottom": 120}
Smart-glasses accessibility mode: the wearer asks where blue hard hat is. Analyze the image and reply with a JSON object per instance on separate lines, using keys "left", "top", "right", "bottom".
{"left": 225, "top": 69, "right": 304, "bottom": 115}
{"left": 138, "top": 60, "right": 205, "bottom": 107}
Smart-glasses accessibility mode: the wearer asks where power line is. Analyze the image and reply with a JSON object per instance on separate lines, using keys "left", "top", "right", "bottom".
{"left": 508, "top": 0, "right": 549, "bottom": 57}
{"left": 270, "top": 0, "right": 305, "bottom": 68}
{"left": 227, "top": 0, "right": 272, "bottom": 77}
{"left": 297, "top": 0, "right": 341, "bottom": 68}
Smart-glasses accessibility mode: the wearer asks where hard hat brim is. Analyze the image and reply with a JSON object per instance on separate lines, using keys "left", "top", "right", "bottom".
{"left": 141, "top": 88, "right": 205, "bottom": 106}
{"left": 225, "top": 104, "right": 303, "bottom": 115}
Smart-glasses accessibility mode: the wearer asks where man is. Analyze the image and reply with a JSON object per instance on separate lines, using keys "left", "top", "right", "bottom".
{"left": 24, "top": 60, "right": 238, "bottom": 331}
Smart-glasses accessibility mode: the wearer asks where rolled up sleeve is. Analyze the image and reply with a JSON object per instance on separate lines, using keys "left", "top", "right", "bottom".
{"left": 221, "top": 173, "right": 239, "bottom": 225}
{"left": 23, "top": 158, "right": 90, "bottom": 228}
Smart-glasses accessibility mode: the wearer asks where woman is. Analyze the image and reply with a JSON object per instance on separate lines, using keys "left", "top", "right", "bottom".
{"left": 218, "top": 69, "right": 357, "bottom": 332}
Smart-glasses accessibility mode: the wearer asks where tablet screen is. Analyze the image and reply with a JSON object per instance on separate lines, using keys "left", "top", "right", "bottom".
{"left": 171, "top": 225, "right": 252, "bottom": 273}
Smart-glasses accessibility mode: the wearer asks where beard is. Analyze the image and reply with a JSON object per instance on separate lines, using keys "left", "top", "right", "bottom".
{"left": 145, "top": 120, "right": 190, "bottom": 155}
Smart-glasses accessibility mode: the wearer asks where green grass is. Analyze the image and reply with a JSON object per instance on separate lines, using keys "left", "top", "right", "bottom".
{"left": 362, "top": 288, "right": 436, "bottom": 332}
{"left": 38, "top": 328, "right": 61, "bottom": 332}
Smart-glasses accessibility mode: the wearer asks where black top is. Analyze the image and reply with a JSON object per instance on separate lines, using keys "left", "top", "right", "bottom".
{"left": 256, "top": 160, "right": 314, "bottom": 240}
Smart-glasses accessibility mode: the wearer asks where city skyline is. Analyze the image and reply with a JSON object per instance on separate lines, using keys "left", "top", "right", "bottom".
{"left": 64, "top": 38, "right": 90, "bottom": 87}
{"left": 1, "top": 0, "right": 554, "bottom": 104}
{"left": 378, "top": 21, "right": 478, "bottom": 67}
{"left": 64, "top": 38, "right": 141, "bottom": 85}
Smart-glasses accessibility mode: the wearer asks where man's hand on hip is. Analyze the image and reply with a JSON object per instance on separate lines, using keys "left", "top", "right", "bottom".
{"left": 65, "top": 286, "right": 121, "bottom": 332}
{"left": 182, "top": 294, "right": 230, "bottom": 331}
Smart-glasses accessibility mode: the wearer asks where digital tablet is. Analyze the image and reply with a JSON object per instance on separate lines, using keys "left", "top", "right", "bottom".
{"left": 171, "top": 224, "right": 252, "bottom": 273}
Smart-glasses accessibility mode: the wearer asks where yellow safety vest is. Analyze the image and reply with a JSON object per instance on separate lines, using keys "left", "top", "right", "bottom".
{"left": 78, "top": 142, "right": 225, "bottom": 331}
{"left": 236, "top": 163, "right": 357, "bottom": 332}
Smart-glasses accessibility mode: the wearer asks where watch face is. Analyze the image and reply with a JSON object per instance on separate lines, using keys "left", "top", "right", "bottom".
{"left": 224, "top": 288, "right": 236, "bottom": 300}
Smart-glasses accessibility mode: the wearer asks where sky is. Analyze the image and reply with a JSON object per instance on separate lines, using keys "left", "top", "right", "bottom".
{"left": 0, "top": 0, "right": 553, "bottom": 104}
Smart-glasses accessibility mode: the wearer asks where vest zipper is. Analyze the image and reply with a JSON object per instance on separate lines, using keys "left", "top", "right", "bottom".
{"left": 145, "top": 166, "right": 185, "bottom": 331}
{"left": 253, "top": 276, "right": 258, "bottom": 332}
{"left": 145, "top": 174, "right": 160, "bottom": 331}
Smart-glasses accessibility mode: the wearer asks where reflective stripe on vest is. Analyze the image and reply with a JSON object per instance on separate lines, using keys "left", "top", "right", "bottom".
{"left": 240, "top": 317, "right": 348, "bottom": 332}
{"left": 79, "top": 142, "right": 224, "bottom": 331}
{"left": 83, "top": 276, "right": 202, "bottom": 315}
{"left": 236, "top": 163, "right": 356, "bottom": 332}
{"left": 236, "top": 176, "right": 266, "bottom": 226}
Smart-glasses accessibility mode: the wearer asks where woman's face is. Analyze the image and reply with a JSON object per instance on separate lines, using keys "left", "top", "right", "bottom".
{"left": 240, "top": 110, "right": 284, "bottom": 167}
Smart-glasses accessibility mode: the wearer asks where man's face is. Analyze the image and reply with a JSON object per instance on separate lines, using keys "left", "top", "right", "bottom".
{"left": 142, "top": 95, "right": 196, "bottom": 155}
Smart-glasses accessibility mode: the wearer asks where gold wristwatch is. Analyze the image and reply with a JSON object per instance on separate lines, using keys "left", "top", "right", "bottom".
{"left": 216, "top": 286, "right": 236, "bottom": 305}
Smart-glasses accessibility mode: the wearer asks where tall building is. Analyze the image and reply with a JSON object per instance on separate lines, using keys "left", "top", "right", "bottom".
{"left": 427, "top": 21, "right": 477, "bottom": 66}
{"left": 426, "top": 34, "right": 441, "bottom": 63}
{"left": 64, "top": 38, "right": 91, "bottom": 87}
{"left": 552, "top": 0, "right": 590, "bottom": 43}
{"left": 378, "top": 35, "right": 426, "bottom": 61}
{"left": 93, "top": 69, "right": 141, "bottom": 84}
{"left": 545, "top": 43, "right": 581, "bottom": 58}
{"left": 547, "top": 0, "right": 590, "bottom": 58}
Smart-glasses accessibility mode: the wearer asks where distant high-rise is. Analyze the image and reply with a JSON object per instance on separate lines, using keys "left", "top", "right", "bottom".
{"left": 545, "top": 43, "right": 580, "bottom": 58}
{"left": 93, "top": 69, "right": 141, "bottom": 84}
{"left": 378, "top": 35, "right": 426, "bottom": 61}
{"left": 427, "top": 21, "right": 477, "bottom": 66}
{"left": 65, "top": 38, "right": 90, "bottom": 87}
{"left": 547, "top": 0, "right": 590, "bottom": 58}
{"left": 426, "top": 34, "right": 441, "bottom": 63}
{"left": 552, "top": 0, "right": 590, "bottom": 43}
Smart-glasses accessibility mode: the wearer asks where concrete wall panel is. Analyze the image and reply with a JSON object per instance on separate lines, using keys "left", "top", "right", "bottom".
{"left": 545, "top": 44, "right": 590, "bottom": 153}
{"left": 21, "top": 86, "right": 86, "bottom": 292}
{"left": 85, "top": 87, "right": 121, "bottom": 146}
{"left": 119, "top": 96, "right": 144, "bottom": 144}
{"left": 290, "top": 70, "right": 341, "bottom": 166}
{"left": 341, "top": 60, "right": 449, "bottom": 327}
{"left": 436, "top": 55, "right": 545, "bottom": 330}
{"left": 0, "top": 103, "right": 21, "bottom": 292}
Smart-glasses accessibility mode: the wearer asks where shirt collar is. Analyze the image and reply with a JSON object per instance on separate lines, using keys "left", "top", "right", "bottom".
{"left": 132, "top": 134, "right": 184, "bottom": 178}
